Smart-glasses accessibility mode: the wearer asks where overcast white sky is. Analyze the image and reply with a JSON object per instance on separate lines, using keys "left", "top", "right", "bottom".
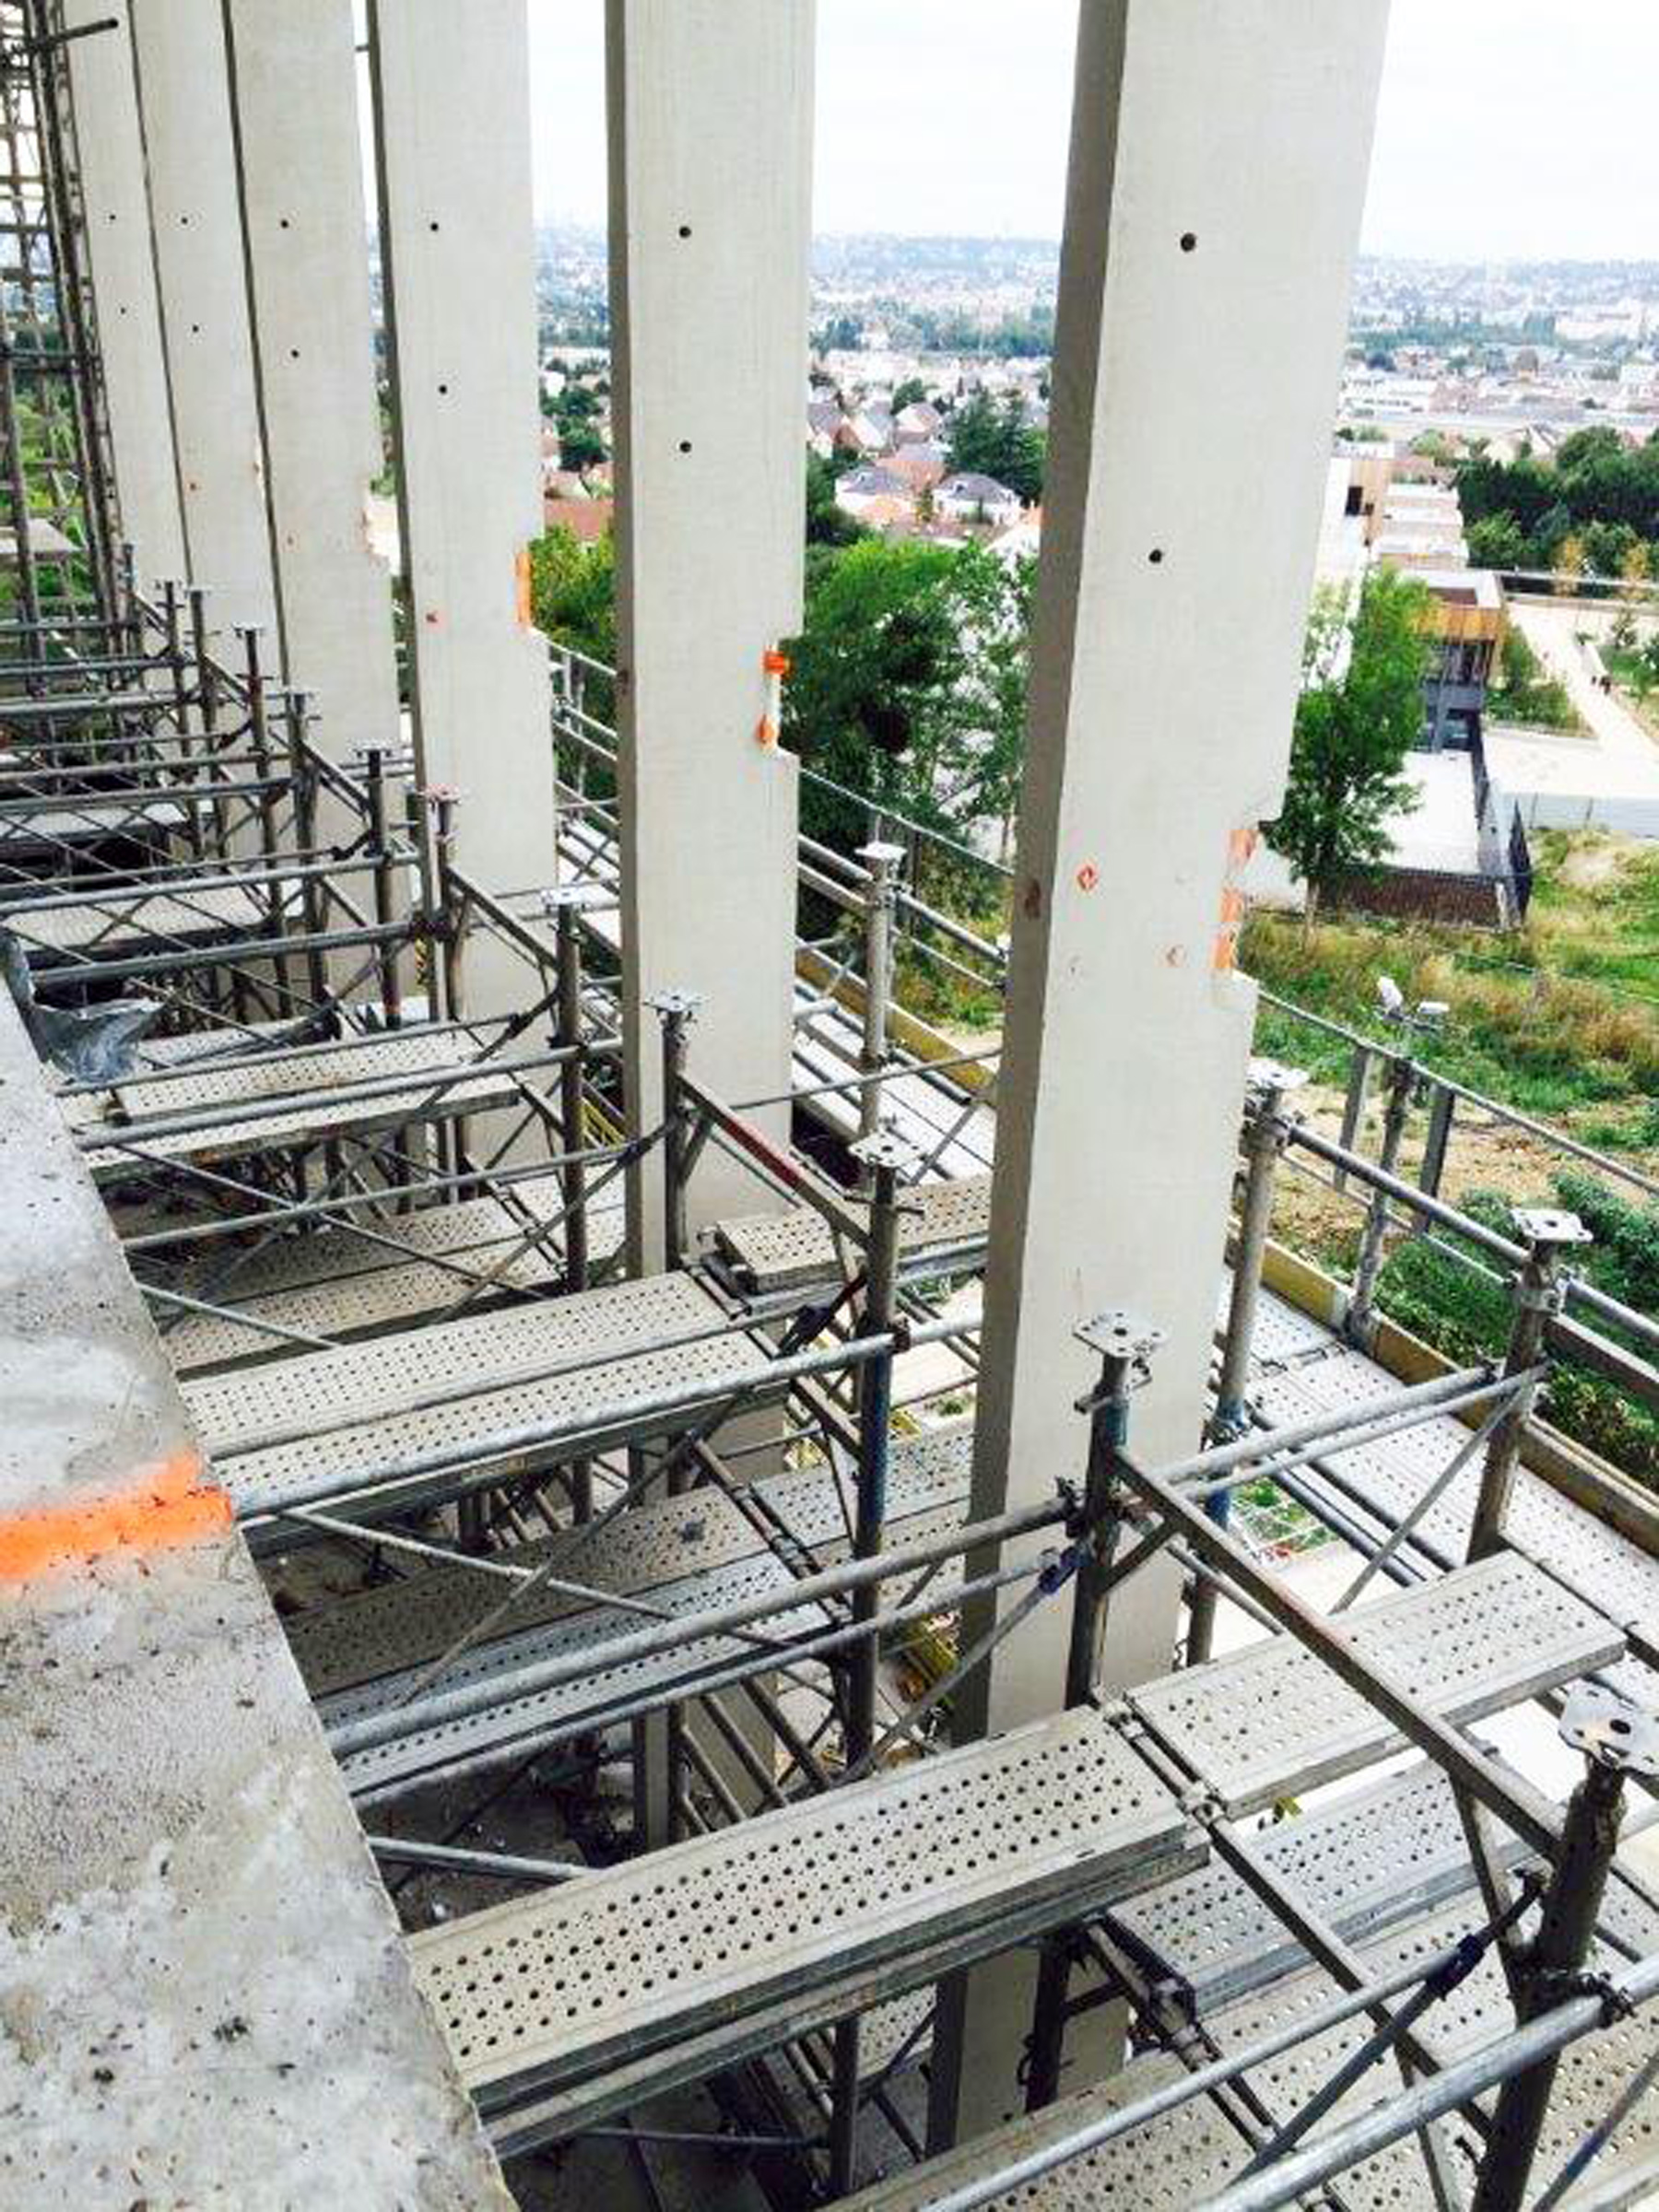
{"left": 526, "top": 0, "right": 1659, "bottom": 263}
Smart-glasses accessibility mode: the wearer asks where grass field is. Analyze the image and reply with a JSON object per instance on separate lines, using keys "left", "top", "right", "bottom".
{"left": 1246, "top": 830, "right": 1659, "bottom": 1147}
{"left": 1243, "top": 830, "right": 1659, "bottom": 1489}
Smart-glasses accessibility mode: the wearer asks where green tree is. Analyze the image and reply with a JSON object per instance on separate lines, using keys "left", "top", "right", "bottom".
{"left": 1264, "top": 570, "right": 1432, "bottom": 924}
{"left": 806, "top": 450, "right": 867, "bottom": 547}
{"left": 945, "top": 390, "right": 1044, "bottom": 505}
{"left": 1488, "top": 625, "right": 1580, "bottom": 730}
{"left": 529, "top": 524, "right": 615, "bottom": 659}
{"left": 1466, "top": 512, "right": 1525, "bottom": 570}
{"left": 891, "top": 376, "right": 928, "bottom": 412}
{"left": 558, "top": 420, "right": 606, "bottom": 473}
{"left": 783, "top": 538, "right": 1030, "bottom": 852}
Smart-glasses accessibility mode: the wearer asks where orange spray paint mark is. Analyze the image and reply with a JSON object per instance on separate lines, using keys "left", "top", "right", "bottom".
{"left": 514, "top": 547, "right": 533, "bottom": 627}
{"left": 0, "top": 1450, "right": 229, "bottom": 1583}
{"left": 1212, "top": 822, "right": 1258, "bottom": 972}
{"left": 1212, "top": 888, "right": 1246, "bottom": 971}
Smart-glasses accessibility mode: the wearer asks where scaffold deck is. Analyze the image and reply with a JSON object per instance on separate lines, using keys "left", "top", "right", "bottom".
{"left": 4, "top": 873, "right": 294, "bottom": 959}
{"left": 792, "top": 991, "right": 996, "bottom": 1181}
{"left": 712, "top": 1173, "right": 994, "bottom": 1292}
{"left": 58, "top": 1025, "right": 533, "bottom": 1178}
{"left": 290, "top": 1422, "right": 973, "bottom": 1699}
{"left": 1254, "top": 1344, "right": 1659, "bottom": 1653}
{"left": 1129, "top": 1552, "right": 1622, "bottom": 1814}
{"left": 194, "top": 1269, "right": 783, "bottom": 1524}
{"left": 0, "top": 789, "right": 194, "bottom": 846}
{"left": 845, "top": 1879, "right": 1659, "bottom": 2210}
{"left": 411, "top": 1707, "right": 1202, "bottom": 2130}
{"left": 152, "top": 1179, "right": 628, "bottom": 1374}
{"left": 316, "top": 1429, "right": 975, "bottom": 1797}
{"left": 1110, "top": 1759, "right": 1532, "bottom": 2014}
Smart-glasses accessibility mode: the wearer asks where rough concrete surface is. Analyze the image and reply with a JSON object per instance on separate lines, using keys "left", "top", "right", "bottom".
{"left": 0, "top": 994, "right": 510, "bottom": 2208}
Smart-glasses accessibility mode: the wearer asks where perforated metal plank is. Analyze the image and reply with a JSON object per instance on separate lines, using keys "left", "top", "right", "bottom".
{"left": 841, "top": 1971, "right": 1438, "bottom": 2208}
{"left": 1130, "top": 1553, "right": 1623, "bottom": 1815}
{"left": 791, "top": 1005, "right": 996, "bottom": 1182}
{"left": 1112, "top": 1760, "right": 1529, "bottom": 2013}
{"left": 0, "top": 792, "right": 192, "bottom": 844}
{"left": 1208, "top": 1889, "right": 1659, "bottom": 2208}
{"left": 172, "top": 1182, "right": 570, "bottom": 1303}
{"left": 6, "top": 876, "right": 292, "bottom": 959}
{"left": 333, "top": 1552, "right": 829, "bottom": 1798}
{"left": 287, "top": 1422, "right": 973, "bottom": 1700}
{"left": 842, "top": 2042, "right": 1242, "bottom": 2212}
{"left": 210, "top": 1278, "right": 782, "bottom": 1524}
{"left": 63, "top": 1027, "right": 529, "bottom": 1178}
{"left": 1256, "top": 1347, "right": 1659, "bottom": 1641}
{"left": 327, "top": 1476, "right": 973, "bottom": 1799}
{"left": 156, "top": 1180, "right": 594, "bottom": 1375}
{"left": 1249, "top": 1287, "right": 1339, "bottom": 1369}
{"left": 348, "top": 1503, "right": 973, "bottom": 1806}
{"left": 712, "top": 1174, "right": 994, "bottom": 1293}
{"left": 56, "top": 1024, "right": 497, "bottom": 1120}
{"left": 191, "top": 1268, "right": 728, "bottom": 1452}
{"left": 410, "top": 1707, "right": 1199, "bottom": 2108}
{"left": 846, "top": 1873, "right": 1659, "bottom": 2211}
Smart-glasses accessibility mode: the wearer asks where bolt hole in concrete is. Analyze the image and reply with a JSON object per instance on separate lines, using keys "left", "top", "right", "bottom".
{"left": 678, "top": 440, "right": 692, "bottom": 453}
{"left": 1148, "top": 547, "right": 1165, "bottom": 564}
{"left": 1180, "top": 229, "right": 1197, "bottom": 251}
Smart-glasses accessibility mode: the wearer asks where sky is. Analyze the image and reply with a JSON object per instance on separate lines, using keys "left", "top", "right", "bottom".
{"left": 525, "top": 0, "right": 1659, "bottom": 264}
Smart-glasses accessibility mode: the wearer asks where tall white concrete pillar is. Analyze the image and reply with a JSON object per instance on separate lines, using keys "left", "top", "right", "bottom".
{"left": 222, "top": 0, "right": 398, "bottom": 770}
{"left": 930, "top": 0, "right": 1390, "bottom": 2143}
{"left": 368, "top": 0, "right": 552, "bottom": 1019}
{"left": 126, "top": 0, "right": 274, "bottom": 631}
{"left": 63, "top": 3, "right": 183, "bottom": 591}
{"left": 606, "top": 0, "right": 811, "bottom": 1265}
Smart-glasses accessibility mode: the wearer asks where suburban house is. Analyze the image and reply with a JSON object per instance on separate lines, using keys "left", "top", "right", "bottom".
{"left": 846, "top": 400, "right": 896, "bottom": 453}
{"left": 881, "top": 440, "right": 948, "bottom": 493}
{"left": 893, "top": 398, "right": 944, "bottom": 441}
{"left": 834, "top": 463, "right": 915, "bottom": 520}
{"left": 935, "top": 470, "right": 1022, "bottom": 526}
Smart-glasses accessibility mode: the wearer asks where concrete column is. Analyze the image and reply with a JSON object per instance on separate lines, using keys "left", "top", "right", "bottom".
{"left": 930, "top": 0, "right": 1389, "bottom": 2144}
{"left": 126, "top": 0, "right": 274, "bottom": 631}
{"left": 368, "top": 0, "right": 552, "bottom": 1019}
{"left": 606, "top": 0, "right": 811, "bottom": 1265}
{"left": 62, "top": 2, "right": 184, "bottom": 590}
{"left": 222, "top": 0, "right": 399, "bottom": 771}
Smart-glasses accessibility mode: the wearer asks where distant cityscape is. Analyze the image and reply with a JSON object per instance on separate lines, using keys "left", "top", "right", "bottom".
{"left": 528, "top": 228, "right": 1659, "bottom": 924}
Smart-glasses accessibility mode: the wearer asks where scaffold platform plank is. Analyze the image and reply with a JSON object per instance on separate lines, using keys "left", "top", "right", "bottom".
{"left": 153, "top": 1180, "right": 629, "bottom": 1375}
{"left": 1111, "top": 1760, "right": 1529, "bottom": 2014}
{"left": 194, "top": 1270, "right": 781, "bottom": 1525}
{"left": 846, "top": 1876, "right": 1659, "bottom": 2210}
{"left": 711, "top": 1173, "right": 994, "bottom": 1292}
{"left": 410, "top": 1707, "right": 1201, "bottom": 2132}
{"left": 0, "top": 789, "right": 193, "bottom": 847}
{"left": 315, "top": 1429, "right": 974, "bottom": 1798}
{"left": 1255, "top": 1343, "right": 1659, "bottom": 1649}
{"left": 791, "top": 993, "right": 996, "bottom": 1181}
{"left": 3, "top": 873, "right": 293, "bottom": 961}
{"left": 58, "top": 1025, "right": 531, "bottom": 1179}
{"left": 290, "top": 1422, "right": 972, "bottom": 1699}
{"left": 1130, "top": 1552, "right": 1622, "bottom": 1815}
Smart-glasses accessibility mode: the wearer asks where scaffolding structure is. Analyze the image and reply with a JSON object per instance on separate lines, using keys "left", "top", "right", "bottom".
{"left": 0, "top": 10, "right": 1657, "bottom": 2212}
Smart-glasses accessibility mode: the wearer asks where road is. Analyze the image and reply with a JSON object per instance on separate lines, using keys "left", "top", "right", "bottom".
{"left": 1487, "top": 602, "right": 1659, "bottom": 837}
